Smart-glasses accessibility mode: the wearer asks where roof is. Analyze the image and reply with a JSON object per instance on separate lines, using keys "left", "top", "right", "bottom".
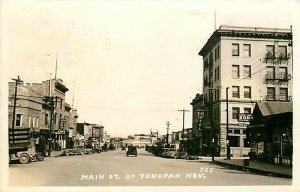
{"left": 199, "top": 25, "right": 292, "bottom": 56}
{"left": 256, "top": 101, "right": 293, "bottom": 117}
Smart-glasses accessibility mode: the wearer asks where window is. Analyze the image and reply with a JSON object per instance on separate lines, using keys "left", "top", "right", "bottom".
{"left": 209, "top": 52, "right": 213, "bottom": 66}
{"left": 36, "top": 117, "right": 39, "bottom": 128}
{"left": 267, "top": 87, "right": 275, "bottom": 100}
{"left": 215, "top": 48, "right": 218, "bottom": 61}
{"left": 232, "top": 44, "right": 239, "bottom": 56}
{"left": 217, "top": 66, "right": 220, "bottom": 80}
{"left": 244, "top": 65, "right": 251, "bottom": 78}
{"left": 244, "top": 86, "right": 251, "bottom": 99}
{"left": 33, "top": 116, "right": 36, "bottom": 128}
{"left": 228, "top": 135, "right": 240, "bottom": 147}
{"left": 278, "top": 67, "right": 287, "bottom": 79}
{"left": 234, "top": 130, "right": 240, "bottom": 134}
{"left": 278, "top": 46, "right": 287, "bottom": 58}
{"left": 54, "top": 113, "right": 57, "bottom": 124}
{"left": 215, "top": 68, "right": 217, "bottom": 81}
{"left": 266, "top": 45, "right": 275, "bottom": 58}
{"left": 16, "top": 114, "right": 22, "bottom": 127}
{"left": 232, "top": 86, "right": 240, "bottom": 98}
{"left": 217, "top": 46, "right": 220, "bottom": 59}
{"left": 28, "top": 115, "right": 31, "bottom": 127}
{"left": 244, "top": 108, "right": 251, "bottom": 114}
{"left": 266, "top": 66, "right": 275, "bottom": 79}
{"left": 243, "top": 44, "right": 251, "bottom": 57}
{"left": 204, "top": 59, "right": 208, "bottom": 70}
{"left": 45, "top": 114, "right": 49, "bottom": 125}
{"left": 214, "top": 89, "right": 220, "bottom": 100}
{"left": 232, "top": 65, "right": 240, "bottom": 79}
{"left": 232, "top": 107, "right": 240, "bottom": 120}
{"left": 279, "top": 88, "right": 288, "bottom": 101}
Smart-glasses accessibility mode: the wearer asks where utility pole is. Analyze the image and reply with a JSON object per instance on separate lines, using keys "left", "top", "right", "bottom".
{"left": 178, "top": 109, "right": 190, "bottom": 152}
{"left": 44, "top": 95, "right": 55, "bottom": 157}
{"left": 226, "top": 87, "right": 230, "bottom": 160}
{"left": 11, "top": 76, "right": 23, "bottom": 147}
{"left": 209, "top": 89, "right": 215, "bottom": 162}
{"left": 166, "top": 121, "right": 170, "bottom": 146}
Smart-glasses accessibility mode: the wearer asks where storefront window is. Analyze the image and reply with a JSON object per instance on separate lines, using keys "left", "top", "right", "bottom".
{"left": 228, "top": 135, "right": 240, "bottom": 147}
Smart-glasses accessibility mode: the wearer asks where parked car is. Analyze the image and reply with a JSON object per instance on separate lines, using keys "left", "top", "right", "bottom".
{"left": 62, "top": 147, "right": 86, "bottom": 156}
{"left": 126, "top": 146, "right": 137, "bottom": 157}
{"left": 161, "top": 148, "right": 177, "bottom": 158}
{"left": 92, "top": 147, "right": 102, "bottom": 153}
{"left": 173, "top": 151, "right": 188, "bottom": 159}
{"left": 185, "top": 155, "right": 199, "bottom": 160}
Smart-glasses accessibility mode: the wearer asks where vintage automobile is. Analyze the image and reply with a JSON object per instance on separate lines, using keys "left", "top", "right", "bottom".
{"left": 92, "top": 147, "right": 102, "bottom": 153}
{"left": 126, "top": 146, "right": 137, "bottom": 157}
{"left": 161, "top": 148, "right": 177, "bottom": 158}
{"left": 173, "top": 151, "right": 188, "bottom": 159}
{"left": 62, "top": 147, "right": 91, "bottom": 156}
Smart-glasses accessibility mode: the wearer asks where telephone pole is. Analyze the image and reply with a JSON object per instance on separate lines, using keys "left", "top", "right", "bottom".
{"left": 209, "top": 89, "right": 215, "bottom": 162}
{"left": 166, "top": 121, "right": 170, "bottom": 146}
{"left": 11, "top": 76, "right": 23, "bottom": 146}
{"left": 226, "top": 87, "right": 231, "bottom": 160}
{"left": 178, "top": 109, "right": 190, "bottom": 151}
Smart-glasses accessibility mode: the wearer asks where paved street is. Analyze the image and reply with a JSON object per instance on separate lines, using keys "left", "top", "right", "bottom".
{"left": 9, "top": 149, "right": 291, "bottom": 186}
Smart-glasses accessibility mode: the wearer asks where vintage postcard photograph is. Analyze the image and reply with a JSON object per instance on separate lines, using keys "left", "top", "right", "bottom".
{"left": 1, "top": 0, "right": 299, "bottom": 192}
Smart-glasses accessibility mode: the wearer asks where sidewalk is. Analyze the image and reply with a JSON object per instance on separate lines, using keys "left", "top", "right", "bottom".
{"left": 213, "top": 158, "right": 292, "bottom": 178}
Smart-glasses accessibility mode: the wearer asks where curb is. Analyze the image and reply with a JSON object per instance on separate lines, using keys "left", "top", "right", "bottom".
{"left": 213, "top": 160, "right": 292, "bottom": 179}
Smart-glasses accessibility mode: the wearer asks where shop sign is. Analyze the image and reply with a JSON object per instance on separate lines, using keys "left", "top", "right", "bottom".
{"left": 238, "top": 123, "right": 249, "bottom": 127}
{"left": 54, "top": 130, "right": 66, "bottom": 134}
{"left": 238, "top": 113, "right": 253, "bottom": 122}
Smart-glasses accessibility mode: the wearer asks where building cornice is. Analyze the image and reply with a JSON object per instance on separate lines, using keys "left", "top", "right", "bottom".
{"left": 199, "top": 25, "right": 292, "bottom": 57}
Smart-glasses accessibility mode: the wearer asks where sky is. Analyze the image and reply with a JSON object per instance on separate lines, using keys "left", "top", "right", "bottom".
{"left": 1, "top": 0, "right": 297, "bottom": 137}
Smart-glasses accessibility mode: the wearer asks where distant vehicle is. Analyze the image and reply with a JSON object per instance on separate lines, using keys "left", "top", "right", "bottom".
{"left": 92, "top": 147, "right": 102, "bottom": 153}
{"left": 161, "top": 148, "right": 177, "bottom": 158}
{"left": 173, "top": 151, "right": 188, "bottom": 159}
{"left": 62, "top": 147, "right": 91, "bottom": 156}
{"left": 185, "top": 155, "right": 199, "bottom": 160}
{"left": 101, "top": 143, "right": 109, "bottom": 151}
{"left": 126, "top": 146, "right": 137, "bottom": 157}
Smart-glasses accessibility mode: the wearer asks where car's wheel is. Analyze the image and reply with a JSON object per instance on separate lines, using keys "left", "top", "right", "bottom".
{"left": 19, "top": 153, "right": 30, "bottom": 164}
{"left": 80, "top": 151, "right": 85, "bottom": 155}
{"left": 65, "top": 152, "right": 70, "bottom": 156}
{"left": 37, "top": 153, "right": 45, "bottom": 161}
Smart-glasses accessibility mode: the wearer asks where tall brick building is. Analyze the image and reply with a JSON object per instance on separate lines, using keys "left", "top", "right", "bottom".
{"left": 8, "top": 78, "right": 79, "bottom": 150}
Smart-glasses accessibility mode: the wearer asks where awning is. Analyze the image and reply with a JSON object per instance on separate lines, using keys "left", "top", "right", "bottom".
{"left": 256, "top": 101, "right": 292, "bottom": 117}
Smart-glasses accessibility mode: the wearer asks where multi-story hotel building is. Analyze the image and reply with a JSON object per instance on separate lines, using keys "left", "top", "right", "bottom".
{"left": 198, "top": 25, "right": 293, "bottom": 157}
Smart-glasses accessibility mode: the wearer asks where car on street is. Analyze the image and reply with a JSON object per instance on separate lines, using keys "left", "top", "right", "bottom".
{"left": 126, "top": 146, "right": 137, "bottom": 157}
{"left": 92, "top": 147, "right": 102, "bottom": 153}
{"left": 173, "top": 151, "right": 188, "bottom": 159}
{"left": 62, "top": 147, "right": 91, "bottom": 156}
{"left": 161, "top": 148, "right": 177, "bottom": 158}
